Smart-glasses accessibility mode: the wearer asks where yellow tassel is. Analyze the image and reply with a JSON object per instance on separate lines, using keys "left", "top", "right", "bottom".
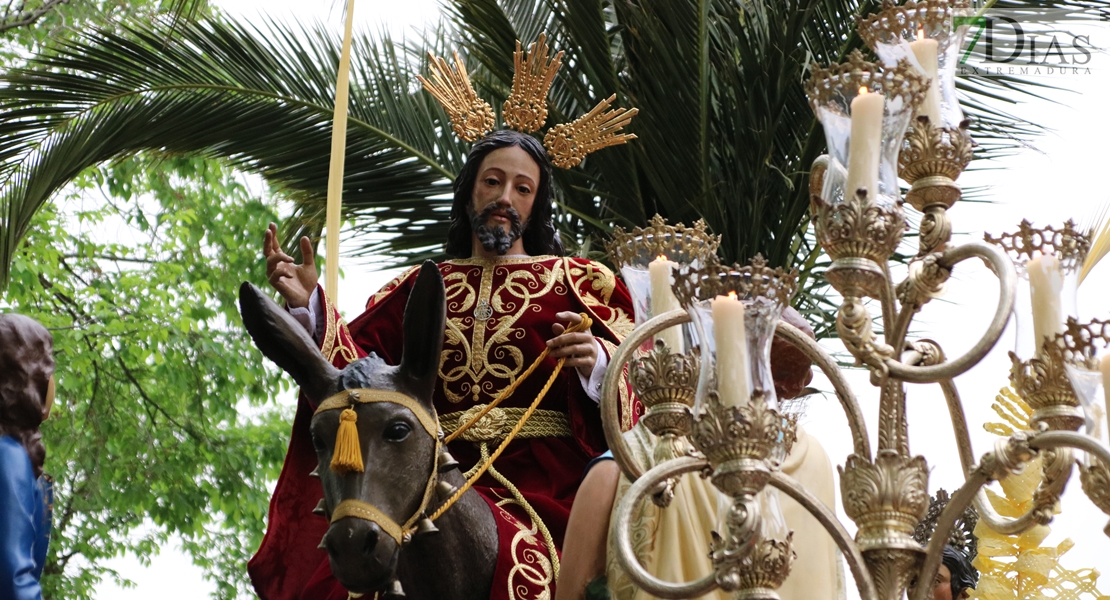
{"left": 330, "top": 408, "right": 364, "bottom": 474}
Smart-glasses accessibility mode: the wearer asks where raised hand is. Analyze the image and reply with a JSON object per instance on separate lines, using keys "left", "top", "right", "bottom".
{"left": 263, "top": 222, "right": 318, "bottom": 308}
{"left": 548, "top": 311, "right": 598, "bottom": 378}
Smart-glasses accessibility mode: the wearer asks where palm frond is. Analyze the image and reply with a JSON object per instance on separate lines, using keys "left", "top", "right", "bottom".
{"left": 0, "top": 17, "right": 462, "bottom": 284}
{"left": 0, "top": 0, "right": 1097, "bottom": 329}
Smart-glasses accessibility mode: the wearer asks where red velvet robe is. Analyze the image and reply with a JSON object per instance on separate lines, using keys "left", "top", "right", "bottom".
{"left": 248, "top": 256, "right": 639, "bottom": 600}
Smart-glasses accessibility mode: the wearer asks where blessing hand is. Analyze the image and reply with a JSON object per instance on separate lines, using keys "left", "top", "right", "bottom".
{"left": 263, "top": 222, "right": 319, "bottom": 308}
{"left": 548, "top": 311, "right": 597, "bottom": 378}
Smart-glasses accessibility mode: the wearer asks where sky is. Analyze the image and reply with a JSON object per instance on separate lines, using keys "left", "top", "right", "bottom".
{"left": 97, "top": 1, "right": 1110, "bottom": 598}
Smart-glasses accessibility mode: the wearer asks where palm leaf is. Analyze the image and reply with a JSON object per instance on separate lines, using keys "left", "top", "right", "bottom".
{"left": 0, "top": 0, "right": 1101, "bottom": 334}
{"left": 0, "top": 17, "right": 464, "bottom": 284}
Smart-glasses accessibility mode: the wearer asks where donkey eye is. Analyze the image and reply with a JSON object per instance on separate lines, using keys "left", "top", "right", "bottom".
{"left": 383, "top": 421, "right": 412, "bottom": 442}
{"left": 311, "top": 434, "right": 326, "bottom": 452}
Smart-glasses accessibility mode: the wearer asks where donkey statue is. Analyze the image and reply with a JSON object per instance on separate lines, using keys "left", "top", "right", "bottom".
{"left": 239, "top": 262, "right": 498, "bottom": 599}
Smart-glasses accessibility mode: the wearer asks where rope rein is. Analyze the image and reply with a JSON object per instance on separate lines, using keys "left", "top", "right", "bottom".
{"left": 422, "top": 313, "right": 593, "bottom": 525}
{"left": 314, "top": 314, "right": 595, "bottom": 549}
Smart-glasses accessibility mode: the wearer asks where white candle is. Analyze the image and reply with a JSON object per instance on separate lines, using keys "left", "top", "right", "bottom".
{"left": 1100, "top": 354, "right": 1110, "bottom": 439}
{"left": 1027, "top": 252, "right": 1065, "bottom": 355}
{"left": 712, "top": 292, "right": 751, "bottom": 407}
{"left": 910, "top": 28, "right": 943, "bottom": 125}
{"left": 649, "top": 256, "right": 683, "bottom": 353}
{"left": 846, "top": 87, "right": 885, "bottom": 201}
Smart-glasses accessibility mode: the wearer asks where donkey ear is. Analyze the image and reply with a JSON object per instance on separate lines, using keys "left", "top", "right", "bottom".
{"left": 239, "top": 282, "right": 340, "bottom": 402}
{"left": 398, "top": 261, "right": 446, "bottom": 401}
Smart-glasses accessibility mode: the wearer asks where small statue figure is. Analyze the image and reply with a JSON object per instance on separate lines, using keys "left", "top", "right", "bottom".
{"left": 0, "top": 314, "right": 56, "bottom": 600}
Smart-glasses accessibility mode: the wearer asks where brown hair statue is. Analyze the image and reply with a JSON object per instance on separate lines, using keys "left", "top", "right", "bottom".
{"left": 0, "top": 313, "right": 56, "bottom": 600}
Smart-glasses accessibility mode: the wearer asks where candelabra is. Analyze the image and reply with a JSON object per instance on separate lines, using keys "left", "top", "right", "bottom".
{"left": 598, "top": 2, "right": 1110, "bottom": 599}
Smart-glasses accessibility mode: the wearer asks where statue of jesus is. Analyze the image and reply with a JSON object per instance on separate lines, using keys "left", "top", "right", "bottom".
{"left": 251, "top": 129, "right": 640, "bottom": 600}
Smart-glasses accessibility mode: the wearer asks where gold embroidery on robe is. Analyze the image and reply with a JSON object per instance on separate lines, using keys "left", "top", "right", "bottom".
{"left": 438, "top": 258, "right": 564, "bottom": 404}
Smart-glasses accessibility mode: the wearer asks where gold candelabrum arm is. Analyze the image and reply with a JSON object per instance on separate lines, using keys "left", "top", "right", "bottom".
{"left": 909, "top": 430, "right": 1110, "bottom": 600}
{"left": 610, "top": 456, "right": 721, "bottom": 599}
{"left": 937, "top": 379, "right": 1055, "bottom": 535}
{"left": 600, "top": 309, "right": 874, "bottom": 484}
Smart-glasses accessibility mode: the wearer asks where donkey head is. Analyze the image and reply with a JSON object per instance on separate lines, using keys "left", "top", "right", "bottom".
{"left": 239, "top": 261, "right": 446, "bottom": 594}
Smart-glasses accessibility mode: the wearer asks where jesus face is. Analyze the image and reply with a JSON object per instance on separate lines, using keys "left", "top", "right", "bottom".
{"left": 468, "top": 145, "right": 540, "bottom": 256}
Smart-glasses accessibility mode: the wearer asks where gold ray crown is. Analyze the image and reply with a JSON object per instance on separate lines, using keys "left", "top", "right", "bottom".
{"left": 419, "top": 34, "right": 638, "bottom": 169}
{"left": 503, "top": 34, "right": 563, "bottom": 133}
{"left": 416, "top": 52, "right": 496, "bottom": 142}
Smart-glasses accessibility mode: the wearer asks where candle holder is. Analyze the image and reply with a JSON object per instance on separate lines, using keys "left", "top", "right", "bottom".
{"left": 606, "top": 215, "right": 720, "bottom": 352}
{"left": 986, "top": 220, "right": 1088, "bottom": 361}
{"left": 859, "top": 0, "right": 971, "bottom": 130}
{"left": 806, "top": 52, "right": 926, "bottom": 298}
{"left": 672, "top": 255, "right": 800, "bottom": 414}
{"left": 986, "top": 221, "right": 1090, "bottom": 431}
{"left": 671, "top": 255, "right": 800, "bottom": 600}
{"left": 629, "top": 340, "right": 699, "bottom": 464}
{"left": 1059, "top": 318, "right": 1110, "bottom": 534}
{"left": 598, "top": 4, "right": 1110, "bottom": 598}
{"left": 897, "top": 119, "right": 974, "bottom": 254}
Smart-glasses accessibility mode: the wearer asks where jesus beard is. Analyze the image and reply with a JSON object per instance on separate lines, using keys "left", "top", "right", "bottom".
{"left": 469, "top": 203, "right": 525, "bottom": 255}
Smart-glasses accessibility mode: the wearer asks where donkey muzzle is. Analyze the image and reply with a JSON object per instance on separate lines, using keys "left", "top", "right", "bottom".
{"left": 325, "top": 517, "right": 398, "bottom": 592}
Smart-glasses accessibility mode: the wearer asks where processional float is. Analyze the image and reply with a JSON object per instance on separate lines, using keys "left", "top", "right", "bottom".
{"left": 597, "top": 2, "right": 1110, "bottom": 599}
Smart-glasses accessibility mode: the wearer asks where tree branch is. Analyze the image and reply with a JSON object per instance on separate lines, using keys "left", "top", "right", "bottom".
{"left": 0, "top": 0, "right": 71, "bottom": 34}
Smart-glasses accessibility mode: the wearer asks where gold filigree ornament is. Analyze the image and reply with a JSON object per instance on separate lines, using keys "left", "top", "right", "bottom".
{"left": 420, "top": 34, "right": 638, "bottom": 168}
{"left": 984, "top": 219, "right": 1091, "bottom": 272}
{"left": 417, "top": 52, "right": 496, "bottom": 142}
{"left": 605, "top": 214, "right": 720, "bottom": 272}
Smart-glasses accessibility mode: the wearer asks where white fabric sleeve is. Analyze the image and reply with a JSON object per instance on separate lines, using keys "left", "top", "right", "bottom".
{"left": 287, "top": 287, "right": 324, "bottom": 344}
{"left": 578, "top": 338, "right": 609, "bottom": 404}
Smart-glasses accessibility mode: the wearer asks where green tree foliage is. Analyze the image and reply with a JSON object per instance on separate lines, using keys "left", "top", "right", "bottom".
{"left": 2, "top": 155, "right": 289, "bottom": 599}
{"left": 0, "top": 0, "right": 207, "bottom": 63}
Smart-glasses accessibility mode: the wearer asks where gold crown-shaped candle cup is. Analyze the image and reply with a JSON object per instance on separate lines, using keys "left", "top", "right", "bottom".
{"left": 1011, "top": 317, "right": 1110, "bottom": 431}
{"left": 689, "top": 392, "right": 797, "bottom": 497}
{"left": 839, "top": 451, "right": 930, "bottom": 553}
{"left": 898, "top": 117, "right": 974, "bottom": 212}
{"left": 806, "top": 54, "right": 926, "bottom": 297}
{"left": 630, "top": 340, "right": 699, "bottom": 442}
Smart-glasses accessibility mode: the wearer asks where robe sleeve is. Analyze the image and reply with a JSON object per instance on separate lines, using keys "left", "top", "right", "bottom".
{"left": 561, "top": 258, "right": 642, "bottom": 432}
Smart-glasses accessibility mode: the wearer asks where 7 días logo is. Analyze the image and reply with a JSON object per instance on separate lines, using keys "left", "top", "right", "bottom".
{"left": 955, "top": 15, "right": 1093, "bottom": 66}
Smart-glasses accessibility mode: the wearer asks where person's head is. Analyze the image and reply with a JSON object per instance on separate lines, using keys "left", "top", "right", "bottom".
{"left": 445, "top": 129, "right": 563, "bottom": 258}
{"left": 0, "top": 314, "right": 54, "bottom": 478}
{"left": 933, "top": 546, "right": 977, "bottom": 600}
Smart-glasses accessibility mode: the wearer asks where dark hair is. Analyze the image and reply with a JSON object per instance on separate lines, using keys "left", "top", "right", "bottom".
{"left": 445, "top": 130, "right": 563, "bottom": 258}
{"left": 0, "top": 314, "right": 54, "bottom": 478}
{"left": 942, "top": 546, "right": 978, "bottom": 600}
